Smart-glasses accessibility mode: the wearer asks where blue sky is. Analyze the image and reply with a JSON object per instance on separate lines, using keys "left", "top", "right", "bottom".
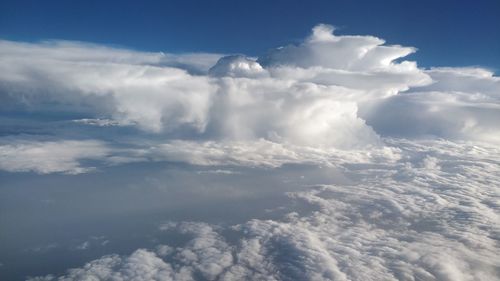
{"left": 1, "top": 0, "right": 499, "bottom": 71}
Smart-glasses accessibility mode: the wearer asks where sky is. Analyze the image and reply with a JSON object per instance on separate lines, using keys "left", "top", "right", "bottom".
{"left": 1, "top": 0, "right": 500, "bottom": 71}
{"left": 0, "top": 1, "right": 500, "bottom": 281}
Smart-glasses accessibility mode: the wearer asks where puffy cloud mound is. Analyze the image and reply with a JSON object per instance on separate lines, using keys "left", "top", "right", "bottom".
{"left": 29, "top": 250, "right": 176, "bottom": 281}
{"left": 209, "top": 55, "right": 268, "bottom": 78}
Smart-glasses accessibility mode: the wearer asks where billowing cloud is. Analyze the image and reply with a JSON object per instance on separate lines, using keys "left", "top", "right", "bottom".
{"left": 0, "top": 41, "right": 217, "bottom": 133}
{"left": 0, "top": 24, "right": 498, "bottom": 174}
{"left": 0, "top": 24, "right": 431, "bottom": 149}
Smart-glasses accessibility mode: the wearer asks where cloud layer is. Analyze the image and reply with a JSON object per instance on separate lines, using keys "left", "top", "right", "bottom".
{"left": 0, "top": 139, "right": 108, "bottom": 174}
{"left": 29, "top": 139, "right": 500, "bottom": 281}
{"left": 364, "top": 67, "right": 500, "bottom": 143}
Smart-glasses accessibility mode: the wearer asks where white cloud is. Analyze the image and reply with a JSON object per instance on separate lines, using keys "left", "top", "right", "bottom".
{"left": 0, "top": 24, "right": 432, "bottom": 148}
{"left": 0, "top": 139, "right": 109, "bottom": 174}
{"left": 149, "top": 139, "right": 400, "bottom": 168}
{"left": 420, "top": 67, "right": 500, "bottom": 97}
{"left": 0, "top": 39, "right": 222, "bottom": 73}
{"left": 29, "top": 250, "right": 176, "bottom": 281}
{"left": 72, "top": 118, "right": 135, "bottom": 127}
{"left": 209, "top": 55, "right": 268, "bottom": 78}
{"left": 259, "top": 24, "right": 416, "bottom": 71}
{"left": 0, "top": 137, "right": 401, "bottom": 174}
{"left": 0, "top": 24, "right": 498, "bottom": 174}
{"left": 363, "top": 67, "right": 500, "bottom": 143}
{"left": 155, "top": 245, "right": 174, "bottom": 257}
{"left": 0, "top": 40, "right": 218, "bottom": 133}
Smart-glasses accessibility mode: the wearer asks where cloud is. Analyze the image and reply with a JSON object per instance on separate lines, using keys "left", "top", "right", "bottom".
{"left": 209, "top": 55, "right": 268, "bottom": 78}
{"left": 71, "top": 118, "right": 135, "bottom": 127}
{"left": 148, "top": 139, "right": 400, "bottom": 168}
{"left": 0, "top": 24, "right": 498, "bottom": 175}
{"left": 0, "top": 46, "right": 216, "bottom": 133}
{"left": 363, "top": 67, "right": 500, "bottom": 143}
{"left": 0, "top": 39, "right": 222, "bottom": 73}
{"left": 29, "top": 139, "right": 500, "bottom": 280}
{"left": 0, "top": 136, "right": 401, "bottom": 174}
{"left": 259, "top": 24, "right": 416, "bottom": 71}
{"left": 29, "top": 249, "right": 176, "bottom": 281}
{"left": 0, "top": 139, "right": 109, "bottom": 174}
{"left": 419, "top": 67, "right": 500, "bottom": 97}
{"left": 0, "top": 24, "right": 432, "bottom": 149}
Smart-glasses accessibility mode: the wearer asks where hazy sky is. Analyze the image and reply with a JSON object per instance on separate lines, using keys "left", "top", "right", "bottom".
{"left": 0, "top": 1, "right": 499, "bottom": 281}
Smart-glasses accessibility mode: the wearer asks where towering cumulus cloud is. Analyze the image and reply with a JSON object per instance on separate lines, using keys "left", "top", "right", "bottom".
{"left": 2, "top": 24, "right": 497, "bottom": 151}
{"left": 1, "top": 24, "right": 431, "bottom": 148}
{"left": 1, "top": 25, "right": 499, "bottom": 281}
